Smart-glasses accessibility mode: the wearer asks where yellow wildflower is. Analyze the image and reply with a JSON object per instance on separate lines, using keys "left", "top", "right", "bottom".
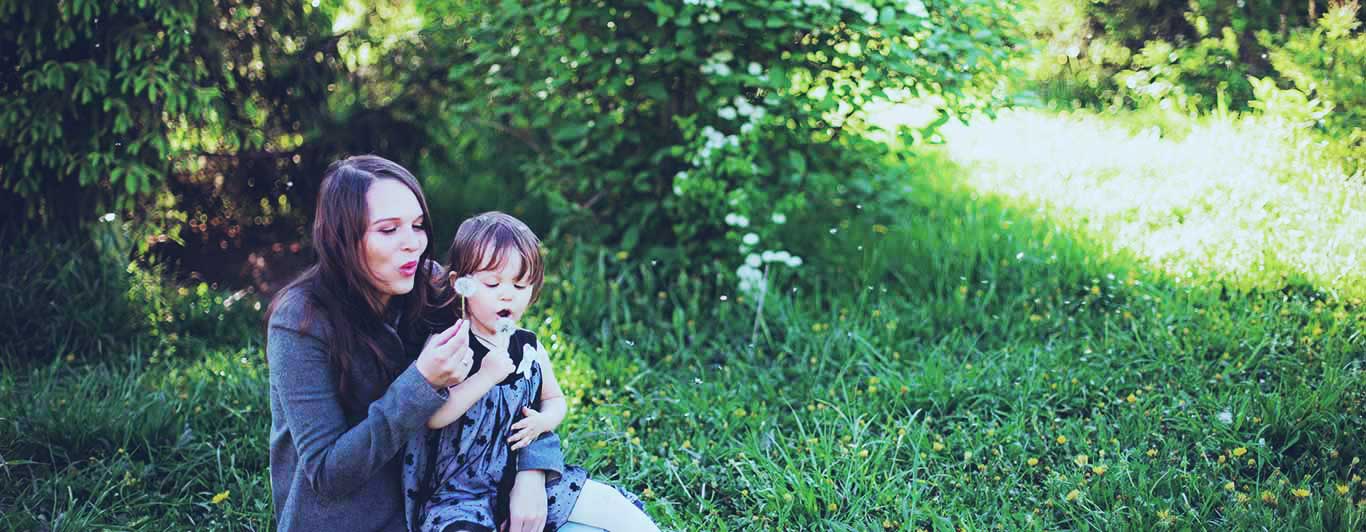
{"left": 1224, "top": 481, "right": 1235, "bottom": 491}
{"left": 1147, "top": 448, "right": 1158, "bottom": 457}
{"left": 1126, "top": 393, "right": 1137, "bottom": 404}
{"left": 1091, "top": 465, "right": 1107, "bottom": 476}
{"left": 1292, "top": 488, "right": 1310, "bottom": 498}
{"left": 1065, "top": 489, "right": 1080, "bottom": 502}
{"left": 1261, "top": 491, "right": 1277, "bottom": 505}
{"left": 1232, "top": 447, "right": 1247, "bottom": 457}
{"left": 1056, "top": 435, "right": 1068, "bottom": 445}
{"left": 1337, "top": 484, "right": 1350, "bottom": 495}
{"left": 212, "top": 490, "right": 230, "bottom": 505}
{"left": 1074, "top": 454, "right": 1089, "bottom": 466}
{"left": 827, "top": 502, "right": 838, "bottom": 512}
{"left": 1027, "top": 457, "right": 1039, "bottom": 467}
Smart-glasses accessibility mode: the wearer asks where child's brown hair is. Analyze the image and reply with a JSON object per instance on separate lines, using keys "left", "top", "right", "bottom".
{"left": 444, "top": 211, "right": 545, "bottom": 308}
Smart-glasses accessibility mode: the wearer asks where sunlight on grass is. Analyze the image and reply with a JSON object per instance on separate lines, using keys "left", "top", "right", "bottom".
{"left": 931, "top": 109, "right": 1366, "bottom": 299}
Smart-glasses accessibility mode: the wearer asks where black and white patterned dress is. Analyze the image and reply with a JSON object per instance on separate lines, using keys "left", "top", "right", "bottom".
{"left": 405, "top": 329, "right": 608, "bottom": 532}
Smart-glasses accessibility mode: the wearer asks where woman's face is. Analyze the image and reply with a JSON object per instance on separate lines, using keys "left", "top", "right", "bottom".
{"left": 362, "top": 178, "right": 427, "bottom": 305}
{"left": 460, "top": 248, "right": 534, "bottom": 338}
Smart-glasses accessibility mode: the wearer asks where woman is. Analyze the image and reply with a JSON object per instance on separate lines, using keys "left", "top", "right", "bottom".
{"left": 266, "top": 155, "right": 552, "bottom": 531}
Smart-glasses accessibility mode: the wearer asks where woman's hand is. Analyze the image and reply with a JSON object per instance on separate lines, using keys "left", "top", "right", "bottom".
{"left": 507, "top": 407, "right": 556, "bottom": 450}
{"left": 503, "top": 470, "right": 547, "bottom": 532}
{"left": 416, "top": 320, "right": 474, "bottom": 389}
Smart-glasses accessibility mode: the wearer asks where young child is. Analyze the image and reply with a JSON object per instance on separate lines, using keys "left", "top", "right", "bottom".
{"left": 405, "top": 211, "right": 658, "bottom": 532}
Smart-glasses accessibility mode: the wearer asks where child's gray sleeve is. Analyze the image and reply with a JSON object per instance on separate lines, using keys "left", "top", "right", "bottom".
{"left": 516, "top": 431, "right": 566, "bottom": 482}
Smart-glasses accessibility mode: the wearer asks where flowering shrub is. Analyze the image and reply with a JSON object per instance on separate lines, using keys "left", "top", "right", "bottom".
{"left": 1262, "top": 2, "right": 1366, "bottom": 175}
{"left": 421, "top": 0, "right": 1018, "bottom": 287}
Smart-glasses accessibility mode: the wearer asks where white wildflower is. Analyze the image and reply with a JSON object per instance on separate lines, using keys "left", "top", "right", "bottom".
{"left": 905, "top": 0, "right": 928, "bottom": 18}
{"left": 742, "top": 232, "right": 760, "bottom": 246}
{"left": 763, "top": 250, "right": 793, "bottom": 264}
{"left": 718, "top": 107, "right": 737, "bottom": 120}
{"left": 772, "top": 212, "right": 787, "bottom": 224}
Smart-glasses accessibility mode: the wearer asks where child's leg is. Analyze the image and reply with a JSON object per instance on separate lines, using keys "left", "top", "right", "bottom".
{"left": 564, "top": 479, "right": 659, "bottom": 532}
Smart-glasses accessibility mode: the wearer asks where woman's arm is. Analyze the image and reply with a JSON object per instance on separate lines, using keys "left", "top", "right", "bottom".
{"left": 268, "top": 299, "right": 446, "bottom": 499}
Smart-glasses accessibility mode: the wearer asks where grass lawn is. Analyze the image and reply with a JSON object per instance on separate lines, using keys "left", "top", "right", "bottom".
{"left": 3, "top": 110, "right": 1364, "bottom": 530}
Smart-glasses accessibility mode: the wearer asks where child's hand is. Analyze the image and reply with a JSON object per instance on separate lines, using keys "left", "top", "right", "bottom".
{"left": 478, "top": 348, "right": 515, "bottom": 382}
{"left": 507, "top": 407, "right": 557, "bottom": 450}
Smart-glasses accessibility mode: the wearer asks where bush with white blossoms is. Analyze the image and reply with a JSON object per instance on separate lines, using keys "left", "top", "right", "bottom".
{"left": 419, "top": 0, "right": 1018, "bottom": 275}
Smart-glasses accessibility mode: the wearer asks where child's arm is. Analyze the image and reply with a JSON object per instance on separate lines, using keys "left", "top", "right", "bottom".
{"left": 507, "top": 342, "right": 567, "bottom": 449}
{"left": 427, "top": 348, "right": 517, "bottom": 429}
{"left": 535, "top": 342, "right": 568, "bottom": 427}
{"left": 425, "top": 373, "right": 496, "bottom": 429}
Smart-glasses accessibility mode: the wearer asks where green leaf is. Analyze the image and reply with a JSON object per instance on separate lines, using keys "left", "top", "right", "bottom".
{"left": 650, "top": 0, "right": 676, "bottom": 22}
{"left": 787, "top": 150, "right": 807, "bottom": 175}
{"left": 552, "top": 123, "right": 590, "bottom": 142}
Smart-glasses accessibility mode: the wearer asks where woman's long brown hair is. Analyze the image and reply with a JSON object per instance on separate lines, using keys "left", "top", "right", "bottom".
{"left": 266, "top": 155, "right": 435, "bottom": 413}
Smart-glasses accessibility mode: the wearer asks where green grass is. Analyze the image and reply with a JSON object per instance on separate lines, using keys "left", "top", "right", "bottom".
{"left": 4, "top": 111, "right": 1366, "bottom": 530}
{"left": 934, "top": 107, "right": 1366, "bottom": 300}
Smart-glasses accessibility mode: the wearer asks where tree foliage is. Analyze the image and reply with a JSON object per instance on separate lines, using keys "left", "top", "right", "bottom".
{"left": 421, "top": 0, "right": 1018, "bottom": 269}
{"left": 1019, "top": 0, "right": 1362, "bottom": 110}
{"left": 2, "top": 0, "right": 1020, "bottom": 283}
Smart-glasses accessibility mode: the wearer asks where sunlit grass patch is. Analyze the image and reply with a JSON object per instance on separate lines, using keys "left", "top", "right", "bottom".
{"left": 934, "top": 108, "right": 1366, "bottom": 299}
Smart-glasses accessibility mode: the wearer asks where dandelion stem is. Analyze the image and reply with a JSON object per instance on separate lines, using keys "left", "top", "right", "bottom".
{"left": 749, "top": 263, "right": 769, "bottom": 354}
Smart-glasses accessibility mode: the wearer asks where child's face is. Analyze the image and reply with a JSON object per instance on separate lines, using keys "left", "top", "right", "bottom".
{"left": 460, "top": 248, "right": 534, "bottom": 338}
